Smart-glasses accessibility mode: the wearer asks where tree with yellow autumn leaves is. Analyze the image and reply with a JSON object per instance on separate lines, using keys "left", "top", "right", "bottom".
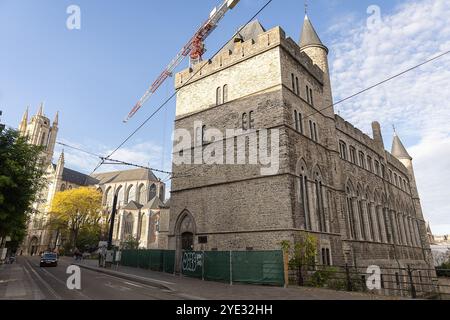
{"left": 50, "top": 187, "right": 103, "bottom": 250}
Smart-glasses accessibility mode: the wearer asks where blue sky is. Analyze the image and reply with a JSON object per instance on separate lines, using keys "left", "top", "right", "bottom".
{"left": 1, "top": 0, "right": 449, "bottom": 234}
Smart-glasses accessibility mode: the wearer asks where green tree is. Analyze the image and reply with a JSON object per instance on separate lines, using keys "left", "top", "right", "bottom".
{"left": 121, "top": 236, "right": 140, "bottom": 250}
{"left": 76, "top": 223, "right": 103, "bottom": 251}
{"left": 0, "top": 129, "right": 46, "bottom": 248}
{"left": 281, "top": 233, "right": 318, "bottom": 286}
{"left": 50, "top": 187, "right": 102, "bottom": 249}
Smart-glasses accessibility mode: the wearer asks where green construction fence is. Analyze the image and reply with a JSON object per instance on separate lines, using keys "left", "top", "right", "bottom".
{"left": 118, "top": 249, "right": 284, "bottom": 286}
{"left": 181, "top": 250, "right": 284, "bottom": 286}
{"left": 120, "top": 249, "right": 175, "bottom": 274}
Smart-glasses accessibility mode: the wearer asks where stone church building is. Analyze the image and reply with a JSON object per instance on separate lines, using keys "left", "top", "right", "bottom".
{"left": 169, "top": 14, "right": 434, "bottom": 278}
{"left": 17, "top": 105, "right": 168, "bottom": 255}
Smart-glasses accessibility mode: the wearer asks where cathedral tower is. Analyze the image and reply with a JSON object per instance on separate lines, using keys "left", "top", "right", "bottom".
{"left": 20, "top": 103, "right": 58, "bottom": 166}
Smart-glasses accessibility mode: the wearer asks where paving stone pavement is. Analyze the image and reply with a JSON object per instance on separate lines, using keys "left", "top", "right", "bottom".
{"left": 74, "top": 258, "right": 402, "bottom": 300}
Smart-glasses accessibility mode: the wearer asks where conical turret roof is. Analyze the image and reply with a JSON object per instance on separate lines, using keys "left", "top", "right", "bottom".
{"left": 391, "top": 133, "right": 412, "bottom": 160}
{"left": 299, "top": 15, "right": 326, "bottom": 50}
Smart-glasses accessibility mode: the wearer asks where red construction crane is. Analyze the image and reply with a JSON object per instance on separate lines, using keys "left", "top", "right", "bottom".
{"left": 124, "top": 0, "right": 241, "bottom": 123}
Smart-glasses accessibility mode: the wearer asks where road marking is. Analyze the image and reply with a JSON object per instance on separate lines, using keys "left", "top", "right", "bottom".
{"left": 22, "top": 263, "right": 45, "bottom": 300}
{"left": 24, "top": 259, "right": 62, "bottom": 300}
{"left": 93, "top": 273, "right": 169, "bottom": 292}
{"left": 123, "top": 281, "right": 144, "bottom": 288}
{"left": 73, "top": 262, "right": 175, "bottom": 286}
{"left": 105, "top": 281, "right": 131, "bottom": 292}
{"left": 38, "top": 266, "right": 92, "bottom": 300}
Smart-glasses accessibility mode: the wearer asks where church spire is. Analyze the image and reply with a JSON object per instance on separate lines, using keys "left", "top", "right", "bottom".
{"left": 56, "top": 150, "right": 65, "bottom": 177}
{"left": 391, "top": 130, "right": 412, "bottom": 160}
{"left": 37, "top": 102, "right": 44, "bottom": 117}
{"left": 19, "top": 106, "right": 29, "bottom": 134}
{"left": 53, "top": 111, "right": 59, "bottom": 126}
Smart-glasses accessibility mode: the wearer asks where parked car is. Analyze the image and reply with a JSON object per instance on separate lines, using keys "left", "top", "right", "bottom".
{"left": 40, "top": 252, "right": 58, "bottom": 267}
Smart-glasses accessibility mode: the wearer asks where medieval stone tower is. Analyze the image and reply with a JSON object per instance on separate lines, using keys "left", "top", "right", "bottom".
{"left": 167, "top": 11, "right": 433, "bottom": 290}
{"left": 19, "top": 103, "right": 58, "bottom": 166}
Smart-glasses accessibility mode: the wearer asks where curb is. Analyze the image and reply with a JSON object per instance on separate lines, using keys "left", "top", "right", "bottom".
{"left": 74, "top": 263, "right": 174, "bottom": 291}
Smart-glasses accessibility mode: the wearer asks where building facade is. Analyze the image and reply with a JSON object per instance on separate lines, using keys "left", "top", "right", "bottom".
{"left": 18, "top": 106, "right": 167, "bottom": 254}
{"left": 168, "top": 15, "right": 434, "bottom": 281}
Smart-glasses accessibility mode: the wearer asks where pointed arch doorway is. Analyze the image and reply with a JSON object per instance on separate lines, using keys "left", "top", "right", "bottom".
{"left": 29, "top": 237, "right": 39, "bottom": 256}
{"left": 175, "top": 211, "right": 196, "bottom": 273}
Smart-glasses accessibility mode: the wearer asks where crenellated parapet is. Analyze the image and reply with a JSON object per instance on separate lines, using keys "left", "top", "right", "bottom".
{"left": 175, "top": 25, "right": 324, "bottom": 89}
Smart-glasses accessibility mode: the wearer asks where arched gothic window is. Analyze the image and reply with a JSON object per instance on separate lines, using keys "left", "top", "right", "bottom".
{"left": 314, "top": 169, "right": 327, "bottom": 232}
{"left": 357, "top": 189, "right": 366, "bottom": 240}
{"left": 346, "top": 185, "right": 356, "bottom": 240}
{"left": 297, "top": 162, "right": 311, "bottom": 231}
{"left": 40, "top": 132, "right": 47, "bottom": 147}
{"left": 149, "top": 184, "right": 157, "bottom": 201}
{"left": 124, "top": 213, "right": 134, "bottom": 238}
{"left": 216, "top": 87, "right": 222, "bottom": 105}
{"left": 223, "top": 84, "right": 228, "bottom": 103}
{"left": 138, "top": 184, "right": 146, "bottom": 204}
{"left": 116, "top": 186, "right": 125, "bottom": 207}
{"left": 127, "top": 185, "right": 136, "bottom": 203}
{"left": 242, "top": 113, "right": 248, "bottom": 130}
{"left": 366, "top": 192, "right": 374, "bottom": 241}
{"left": 105, "top": 187, "right": 113, "bottom": 206}
{"left": 249, "top": 111, "right": 255, "bottom": 129}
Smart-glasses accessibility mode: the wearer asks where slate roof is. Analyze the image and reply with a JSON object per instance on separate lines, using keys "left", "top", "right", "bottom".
{"left": 162, "top": 198, "right": 171, "bottom": 209}
{"left": 91, "top": 168, "right": 158, "bottom": 184}
{"left": 123, "top": 200, "right": 144, "bottom": 210}
{"left": 53, "top": 165, "right": 98, "bottom": 186}
{"left": 299, "top": 15, "right": 325, "bottom": 49}
{"left": 142, "top": 196, "right": 165, "bottom": 210}
{"left": 391, "top": 134, "right": 412, "bottom": 160}
{"left": 222, "top": 20, "right": 266, "bottom": 53}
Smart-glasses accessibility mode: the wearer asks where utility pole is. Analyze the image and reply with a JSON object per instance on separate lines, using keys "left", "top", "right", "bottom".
{"left": 107, "top": 194, "right": 118, "bottom": 250}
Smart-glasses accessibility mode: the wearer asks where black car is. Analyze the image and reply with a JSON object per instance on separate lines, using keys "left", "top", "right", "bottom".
{"left": 40, "top": 252, "right": 58, "bottom": 267}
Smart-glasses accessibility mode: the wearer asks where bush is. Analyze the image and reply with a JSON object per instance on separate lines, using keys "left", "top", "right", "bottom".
{"left": 436, "top": 261, "right": 450, "bottom": 277}
{"left": 307, "top": 267, "right": 339, "bottom": 288}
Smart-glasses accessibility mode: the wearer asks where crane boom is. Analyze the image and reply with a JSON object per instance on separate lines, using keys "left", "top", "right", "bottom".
{"left": 124, "top": 0, "right": 241, "bottom": 123}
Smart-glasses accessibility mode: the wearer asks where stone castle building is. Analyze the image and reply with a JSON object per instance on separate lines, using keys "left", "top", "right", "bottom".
{"left": 18, "top": 106, "right": 168, "bottom": 255}
{"left": 168, "top": 14, "right": 434, "bottom": 280}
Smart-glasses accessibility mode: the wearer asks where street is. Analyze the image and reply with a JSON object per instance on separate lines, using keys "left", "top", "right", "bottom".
{"left": 0, "top": 256, "right": 186, "bottom": 300}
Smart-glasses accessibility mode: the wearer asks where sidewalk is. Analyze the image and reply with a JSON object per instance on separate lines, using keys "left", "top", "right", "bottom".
{"left": 71, "top": 258, "right": 401, "bottom": 300}
{"left": 0, "top": 259, "right": 43, "bottom": 300}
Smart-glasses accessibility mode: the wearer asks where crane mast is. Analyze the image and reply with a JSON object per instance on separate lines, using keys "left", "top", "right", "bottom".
{"left": 124, "top": 0, "right": 241, "bottom": 123}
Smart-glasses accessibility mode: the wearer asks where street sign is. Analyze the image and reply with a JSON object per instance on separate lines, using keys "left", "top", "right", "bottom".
{"left": 115, "top": 251, "right": 121, "bottom": 262}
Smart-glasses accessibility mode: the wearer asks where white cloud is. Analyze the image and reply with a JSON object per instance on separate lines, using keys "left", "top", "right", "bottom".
{"left": 328, "top": 0, "right": 450, "bottom": 234}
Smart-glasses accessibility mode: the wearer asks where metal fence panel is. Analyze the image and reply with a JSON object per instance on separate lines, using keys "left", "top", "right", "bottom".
{"left": 232, "top": 251, "right": 284, "bottom": 286}
{"left": 121, "top": 249, "right": 139, "bottom": 268}
{"left": 149, "top": 250, "right": 163, "bottom": 271}
{"left": 181, "top": 251, "right": 204, "bottom": 279}
{"left": 138, "top": 250, "right": 151, "bottom": 269}
{"left": 120, "top": 249, "right": 175, "bottom": 274}
{"left": 204, "top": 251, "right": 231, "bottom": 283}
{"left": 163, "top": 251, "right": 175, "bottom": 274}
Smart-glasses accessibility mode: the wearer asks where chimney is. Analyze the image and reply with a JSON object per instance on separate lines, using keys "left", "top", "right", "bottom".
{"left": 372, "top": 121, "right": 384, "bottom": 150}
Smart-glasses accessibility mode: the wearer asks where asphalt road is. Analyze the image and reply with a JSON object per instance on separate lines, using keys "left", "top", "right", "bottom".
{"left": 0, "top": 256, "right": 185, "bottom": 300}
